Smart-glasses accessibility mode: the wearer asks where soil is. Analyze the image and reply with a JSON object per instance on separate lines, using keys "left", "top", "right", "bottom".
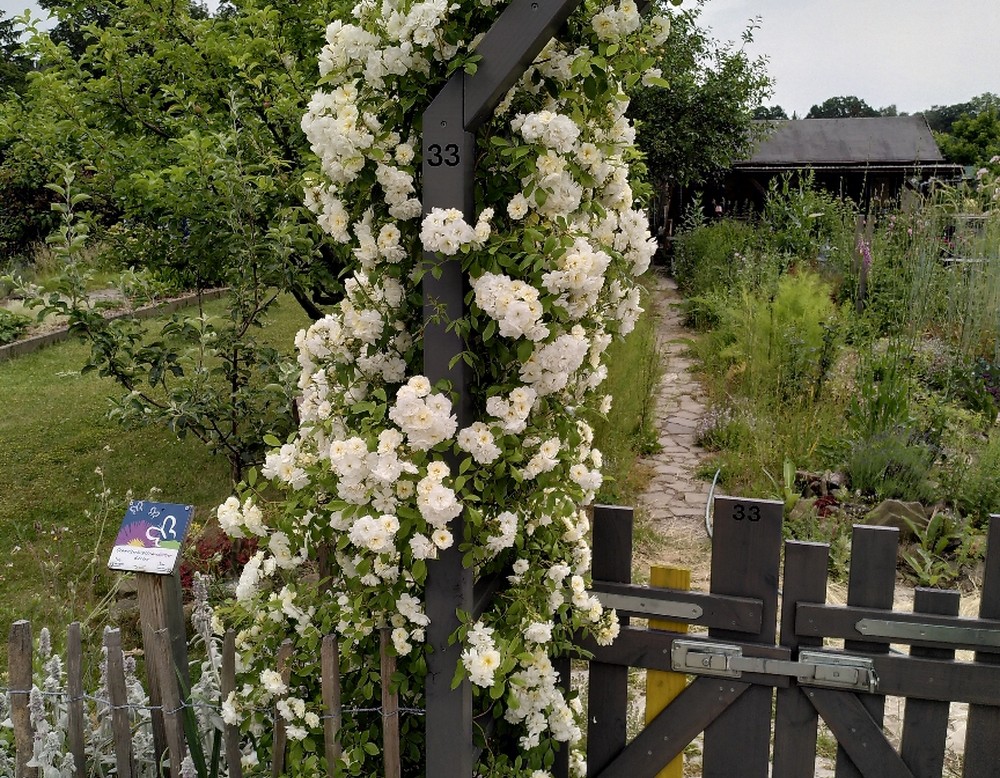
{"left": 633, "top": 268, "right": 970, "bottom": 776}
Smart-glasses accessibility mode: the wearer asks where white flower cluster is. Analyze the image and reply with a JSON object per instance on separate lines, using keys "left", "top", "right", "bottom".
{"left": 387, "top": 376, "right": 458, "bottom": 450}
{"left": 473, "top": 272, "right": 549, "bottom": 341}
{"left": 420, "top": 207, "right": 492, "bottom": 255}
{"left": 461, "top": 622, "right": 502, "bottom": 688}
{"left": 513, "top": 110, "right": 581, "bottom": 154}
{"left": 592, "top": 0, "right": 641, "bottom": 41}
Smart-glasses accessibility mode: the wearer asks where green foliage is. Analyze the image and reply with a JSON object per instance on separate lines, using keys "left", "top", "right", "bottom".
{"left": 672, "top": 217, "right": 760, "bottom": 299}
{"left": 706, "top": 269, "right": 839, "bottom": 404}
{"left": 0, "top": 307, "right": 29, "bottom": 344}
{"left": 900, "top": 511, "right": 983, "bottom": 587}
{"left": 752, "top": 105, "right": 788, "bottom": 120}
{"left": 845, "top": 431, "right": 936, "bottom": 502}
{"left": 946, "top": 428, "right": 1000, "bottom": 523}
{"left": 591, "top": 283, "right": 662, "bottom": 505}
{"left": 936, "top": 106, "right": 1000, "bottom": 168}
{"left": 805, "top": 95, "right": 880, "bottom": 119}
{"left": 5, "top": 0, "right": 349, "bottom": 311}
{"left": 762, "top": 173, "right": 857, "bottom": 260}
{"left": 629, "top": 4, "right": 772, "bottom": 193}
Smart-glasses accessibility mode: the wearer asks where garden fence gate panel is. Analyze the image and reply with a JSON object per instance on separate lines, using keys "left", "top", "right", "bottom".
{"left": 571, "top": 503, "right": 1000, "bottom": 778}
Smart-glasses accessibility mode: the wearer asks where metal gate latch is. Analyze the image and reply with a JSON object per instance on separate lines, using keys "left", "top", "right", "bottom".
{"left": 671, "top": 640, "right": 878, "bottom": 693}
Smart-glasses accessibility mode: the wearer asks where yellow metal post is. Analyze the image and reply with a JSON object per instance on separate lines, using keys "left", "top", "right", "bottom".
{"left": 644, "top": 566, "right": 691, "bottom": 778}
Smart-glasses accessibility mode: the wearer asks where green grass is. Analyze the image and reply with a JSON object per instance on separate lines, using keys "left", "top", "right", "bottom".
{"left": 0, "top": 294, "right": 311, "bottom": 647}
{"left": 592, "top": 280, "right": 662, "bottom": 507}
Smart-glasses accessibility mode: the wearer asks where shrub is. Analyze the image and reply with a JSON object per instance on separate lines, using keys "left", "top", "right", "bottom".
{"left": 712, "top": 269, "right": 839, "bottom": 404}
{"left": 0, "top": 307, "right": 30, "bottom": 345}
{"left": 672, "top": 218, "right": 759, "bottom": 298}
{"left": 845, "top": 430, "right": 936, "bottom": 502}
{"left": 949, "top": 429, "right": 1000, "bottom": 523}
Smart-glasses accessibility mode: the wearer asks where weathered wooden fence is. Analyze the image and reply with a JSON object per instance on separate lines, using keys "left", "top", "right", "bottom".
{"left": 4, "top": 622, "right": 409, "bottom": 778}
{"left": 569, "top": 500, "right": 1000, "bottom": 778}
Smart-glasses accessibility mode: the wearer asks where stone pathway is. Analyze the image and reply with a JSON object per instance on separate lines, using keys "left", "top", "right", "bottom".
{"left": 635, "top": 269, "right": 714, "bottom": 588}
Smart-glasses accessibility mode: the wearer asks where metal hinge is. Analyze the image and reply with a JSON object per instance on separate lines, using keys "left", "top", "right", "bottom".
{"left": 671, "top": 640, "right": 878, "bottom": 693}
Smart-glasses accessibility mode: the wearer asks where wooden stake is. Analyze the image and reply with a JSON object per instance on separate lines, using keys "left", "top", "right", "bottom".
{"left": 321, "top": 635, "right": 342, "bottom": 776}
{"left": 9, "top": 620, "right": 36, "bottom": 778}
{"left": 66, "top": 622, "right": 86, "bottom": 778}
{"left": 153, "top": 628, "right": 187, "bottom": 776}
{"left": 221, "top": 630, "right": 243, "bottom": 778}
{"left": 271, "top": 640, "right": 293, "bottom": 778}
{"left": 644, "top": 566, "right": 690, "bottom": 778}
{"left": 105, "top": 629, "right": 135, "bottom": 778}
{"left": 380, "top": 628, "right": 401, "bottom": 778}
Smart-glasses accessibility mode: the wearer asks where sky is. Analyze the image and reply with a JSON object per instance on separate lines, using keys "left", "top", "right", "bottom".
{"left": 2, "top": 0, "right": 998, "bottom": 118}
{"left": 698, "top": 0, "right": 1000, "bottom": 117}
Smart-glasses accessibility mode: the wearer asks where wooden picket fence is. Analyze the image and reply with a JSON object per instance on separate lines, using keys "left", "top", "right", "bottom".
{"left": 5, "top": 621, "right": 407, "bottom": 778}
{"left": 568, "top": 501, "right": 1000, "bottom": 778}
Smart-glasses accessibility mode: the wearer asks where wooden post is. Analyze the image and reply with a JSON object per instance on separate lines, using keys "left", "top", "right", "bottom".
{"left": 322, "top": 635, "right": 343, "bottom": 777}
{"left": 153, "top": 628, "right": 187, "bottom": 776}
{"left": 221, "top": 630, "right": 243, "bottom": 778}
{"left": 66, "top": 622, "right": 86, "bottom": 778}
{"left": 834, "top": 525, "right": 898, "bottom": 778}
{"left": 271, "top": 640, "right": 293, "bottom": 778}
{"left": 702, "top": 496, "right": 783, "bottom": 777}
{"left": 136, "top": 571, "right": 189, "bottom": 768}
{"left": 772, "top": 541, "right": 829, "bottom": 777}
{"left": 105, "top": 628, "right": 135, "bottom": 778}
{"left": 644, "top": 565, "right": 690, "bottom": 778}
{"left": 8, "top": 620, "right": 36, "bottom": 778}
{"left": 963, "top": 514, "right": 1000, "bottom": 777}
{"left": 899, "top": 587, "right": 960, "bottom": 776}
{"left": 381, "top": 628, "right": 401, "bottom": 778}
{"left": 587, "top": 504, "right": 633, "bottom": 775}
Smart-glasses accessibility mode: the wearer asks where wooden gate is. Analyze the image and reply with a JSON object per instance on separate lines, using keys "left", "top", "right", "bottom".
{"left": 568, "top": 501, "right": 1000, "bottom": 778}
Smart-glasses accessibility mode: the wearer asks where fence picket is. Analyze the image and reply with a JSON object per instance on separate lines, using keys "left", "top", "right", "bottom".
{"left": 66, "top": 622, "right": 86, "bottom": 778}
{"left": 835, "top": 525, "right": 898, "bottom": 778}
{"left": 586, "top": 505, "right": 633, "bottom": 776}
{"left": 222, "top": 630, "right": 243, "bottom": 778}
{"left": 898, "top": 588, "right": 960, "bottom": 778}
{"left": 271, "top": 639, "right": 294, "bottom": 778}
{"left": 153, "top": 628, "right": 187, "bottom": 776}
{"left": 702, "top": 497, "right": 783, "bottom": 777}
{"left": 9, "top": 620, "right": 36, "bottom": 778}
{"left": 962, "top": 514, "right": 1000, "bottom": 777}
{"left": 322, "top": 635, "right": 343, "bottom": 776}
{"left": 104, "top": 628, "right": 135, "bottom": 778}
{"left": 772, "top": 541, "right": 829, "bottom": 777}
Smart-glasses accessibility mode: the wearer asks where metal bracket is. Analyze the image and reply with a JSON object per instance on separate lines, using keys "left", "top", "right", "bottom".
{"left": 671, "top": 640, "right": 878, "bottom": 693}
{"left": 856, "top": 618, "right": 1000, "bottom": 649}
{"left": 592, "top": 591, "right": 703, "bottom": 621}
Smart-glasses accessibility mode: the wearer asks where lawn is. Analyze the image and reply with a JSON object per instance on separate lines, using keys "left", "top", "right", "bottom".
{"left": 0, "top": 294, "right": 311, "bottom": 637}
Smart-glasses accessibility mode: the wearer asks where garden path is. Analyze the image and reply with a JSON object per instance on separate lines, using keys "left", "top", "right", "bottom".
{"left": 634, "top": 269, "right": 714, "bottom": 589}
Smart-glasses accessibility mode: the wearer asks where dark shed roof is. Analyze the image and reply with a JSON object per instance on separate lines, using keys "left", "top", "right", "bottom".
{"left": 736, "top": 116, "right": 947, "bottom": 168}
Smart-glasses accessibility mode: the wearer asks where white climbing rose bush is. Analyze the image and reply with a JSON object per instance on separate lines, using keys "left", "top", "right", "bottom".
{"left": 217, "top": 0, "right": 671, "bottom": 774}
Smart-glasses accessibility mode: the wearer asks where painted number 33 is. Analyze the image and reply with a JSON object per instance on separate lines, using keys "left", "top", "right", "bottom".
{"left": 732, "top": 503, "right": 762, "bottom": 522}
{"left": 426, "top": 143, "right": 460, "bottom": 167}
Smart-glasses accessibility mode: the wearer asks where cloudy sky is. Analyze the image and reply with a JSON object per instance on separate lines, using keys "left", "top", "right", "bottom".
{"left": 3, "top": 0, "right": 997, "bottom": 117}
{"left": 699, "top": 0, "right": 1000, "bottom": 117}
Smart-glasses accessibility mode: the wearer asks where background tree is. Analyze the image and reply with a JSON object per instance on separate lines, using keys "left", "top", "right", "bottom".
{"left": 935, "top": 107, "right": 1000, "bottom": 168}
{"left": 922, "top": 93, "right": 1000, "bottom": 134}
{"left": 805, "top": 95, "right": 880, "bottom": 119}
{"left": 629, "top": 3, "right": 772, "bottom": 217}
{"left": 7, "top": 0, "right": 354, "bottom": 480}
{"left": 753, "top": 104, "right": 788, "bottom": 120}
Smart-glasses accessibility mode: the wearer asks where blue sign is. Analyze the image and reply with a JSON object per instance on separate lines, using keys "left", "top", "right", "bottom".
{"left": 107, "top": 500, "right": 194, "bottom": 575}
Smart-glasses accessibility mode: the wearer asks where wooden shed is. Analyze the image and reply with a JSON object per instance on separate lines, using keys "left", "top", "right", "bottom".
{"left": 726, "top": 116, "right": 962, "bottom": 213}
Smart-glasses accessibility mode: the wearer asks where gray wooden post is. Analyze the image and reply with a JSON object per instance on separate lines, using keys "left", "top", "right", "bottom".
{"left": 420, "top": 1, "right": 589, "bottom": 774}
